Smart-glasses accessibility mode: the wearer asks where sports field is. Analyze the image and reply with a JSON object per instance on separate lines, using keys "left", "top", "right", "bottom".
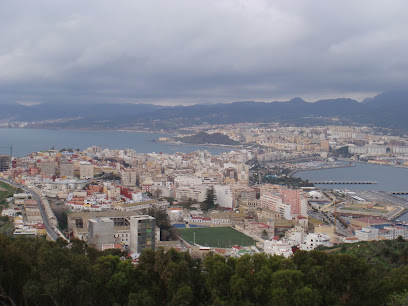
{"left": 178, "top": 227, "right": 254, "bottom": 248}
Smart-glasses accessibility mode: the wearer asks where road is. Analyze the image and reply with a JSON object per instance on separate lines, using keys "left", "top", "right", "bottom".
{"left": 355, "top": 190, "right": 408, "bottom": 207}
{"left": 309, "top": 209, "right": 350, "bottom": 237}
{"left": 354, "top": 190, "right": 408, "bottom": 220}
{"left": 0, "top": 178, "right": 59, "bottom": 241}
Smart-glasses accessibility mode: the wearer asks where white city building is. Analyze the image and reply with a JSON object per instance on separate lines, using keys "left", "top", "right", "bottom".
{"left": 299, "top": 233, "right": 331, "bottom": 251}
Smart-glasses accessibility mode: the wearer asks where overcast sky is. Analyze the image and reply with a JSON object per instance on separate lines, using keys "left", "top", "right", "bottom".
{"left": 0, "top": 0, "right": 407, "bottom": 105}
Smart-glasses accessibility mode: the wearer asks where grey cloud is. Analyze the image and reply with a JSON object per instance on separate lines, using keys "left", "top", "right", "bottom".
{"left": 0, "top": 0, "right": 407, "bottom": 105}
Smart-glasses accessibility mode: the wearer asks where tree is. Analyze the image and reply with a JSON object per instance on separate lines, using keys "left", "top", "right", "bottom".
{"left": 262, "top": 230, "right": 268, "bottom": 239}
{"left": 152, "top": 188, "right": 163, "bottom": 198}
{"left": 2, "top": 233, "right": 408, "bottom": 305}
{"left": 146, "top": 208, "right": 178, "bottom": 241}
{"left": 201, "top": 187, "right": 216, "bottom": 211}
{"left": 388, "top": 291, "right": 408, "bottom": 306}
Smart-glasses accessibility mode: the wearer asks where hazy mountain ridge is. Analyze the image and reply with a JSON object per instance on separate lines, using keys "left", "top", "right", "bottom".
{"left": 1, "top": 91, "right": 408, "bottom": 130}
{"left": 0, "top": 103, "right": 164, "bottom": 122}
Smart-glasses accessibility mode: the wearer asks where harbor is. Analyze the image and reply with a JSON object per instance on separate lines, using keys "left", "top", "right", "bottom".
{"left": 311, "top": 181, "right": 377, "bottom": 185}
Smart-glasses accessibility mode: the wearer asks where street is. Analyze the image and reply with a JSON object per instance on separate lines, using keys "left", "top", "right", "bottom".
{"left": 0, "top": 178, "right": 58, "bottom": 241}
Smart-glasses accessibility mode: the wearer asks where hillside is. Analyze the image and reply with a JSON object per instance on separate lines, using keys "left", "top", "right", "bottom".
{"left": 174, "top": 131, "right": 240, "bottom": 145}
{"left": 1, "top": 91, "right": 408, "bottom": 131}
{"left": 321, "top": 238, "right": 408, "bottom": 270}
{"left": 1, "top": 234, "right": 408, "bottom": 305}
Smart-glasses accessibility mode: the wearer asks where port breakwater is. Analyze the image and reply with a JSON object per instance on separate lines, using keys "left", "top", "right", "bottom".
{"left": 289, "top": 163, "right": 355, "bottom": 178}
{"left": 311, "top": 181, "right": 377, "bottom": 185}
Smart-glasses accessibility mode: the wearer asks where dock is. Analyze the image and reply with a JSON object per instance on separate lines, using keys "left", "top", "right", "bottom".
{"left": 311, "top": 181, "right": 377, "bottom": 185}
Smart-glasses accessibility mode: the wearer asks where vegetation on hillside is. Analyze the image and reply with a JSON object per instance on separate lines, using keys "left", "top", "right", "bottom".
{"left": 174, "top": 131, "right": 240, "bottom": 145}
{"left": 2, "top": 234, "right": 408, "bottom": 305}
{"left": 0, "top": 216, "right": 14, "bottom": 236}
{"left": 0, "top": 182, "right": 22, "bottom": 237}
{"left": 0, "top": 181, "right": 19, "bottom": 205}
{"left": 250, "top": 172, "right": 314, "bottom": 188}
{"left": 321, "top": 238, "right": 408, "bottom": 270}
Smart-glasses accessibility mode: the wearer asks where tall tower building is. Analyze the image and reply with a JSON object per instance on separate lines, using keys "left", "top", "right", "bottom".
{"left": 0, "top": 155, "right": 11, "bottom": 172}
{"left": 60, "top": 162, "right": 75, "bottom": 177}
{"left": 88, "top": 218, "right": 114, "bottom": 250}
{"left": 130, "top": 215, "right": 156, "bottom": 253}
{"left": 121, "top": 169, "right": 137, "bottom": 186}
{"left": 79, "top": 161, "right": 94, "bottom": 179}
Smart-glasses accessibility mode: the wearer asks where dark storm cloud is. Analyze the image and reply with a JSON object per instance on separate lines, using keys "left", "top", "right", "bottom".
{"left": 0, "top": 0, "right": 407, "bottom": 105}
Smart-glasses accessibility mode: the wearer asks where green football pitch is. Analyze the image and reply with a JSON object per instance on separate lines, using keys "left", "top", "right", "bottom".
{"left": 178, "top": 227, "right": 255, "bottom": 248}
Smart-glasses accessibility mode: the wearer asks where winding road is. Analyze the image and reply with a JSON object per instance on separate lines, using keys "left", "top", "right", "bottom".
{"left": 0, "top": 178, "right": 59, "bottom": 241}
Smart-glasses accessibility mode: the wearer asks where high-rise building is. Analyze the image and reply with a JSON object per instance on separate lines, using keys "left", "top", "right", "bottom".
{"left": 130, "top": 215, "right": 155, "bottom": 253}
{"left": 88, "top": 217, "right": 114, "bottom": 250}
{"left": 38, "top": 162, "right": 57, "bottom": 176}
{"left": 60, "top": 162, "right": 75, "bottom": 177}
{"left": 280, "top": 189, "right": 308, "bottom": 218}
{"left": 80, "top": 161, "right": 94, "bottom": 179}
{"left": 0, "top": 155, "right": 11, "bottom": 172}
{"left": 121, "top": 169, "right": 137, "bottom": 186}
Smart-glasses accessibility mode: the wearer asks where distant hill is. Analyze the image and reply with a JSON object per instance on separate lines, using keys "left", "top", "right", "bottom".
{"left": 128, "top": 91, "right": 408, "bottom": 131}
{"left": 363, "top": 91, "right": 408, "bottom": 107}
{"left": 0, "top": 103, "right": 164, "bottom": 129}
{"left": 174, "top": 131, "right": 240, "bottom": 145}
{"left": 1, "top": 91, "right": 408, "bottom": 131}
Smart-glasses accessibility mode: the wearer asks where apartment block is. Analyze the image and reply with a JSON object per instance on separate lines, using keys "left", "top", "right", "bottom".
{"left": 121, "top": 169, "right": 137, "bottom": 186}
{"left": 60, "top": 162, "right": 75, "bottom": 177}
{"left": 80, "top": 161, "right": 94, "bottom": 179}
{"left": 88, "top": 218, "right": 114, "bottom": 250}
{"left": 130, "top": 215, "right": 156, "bottom": 254}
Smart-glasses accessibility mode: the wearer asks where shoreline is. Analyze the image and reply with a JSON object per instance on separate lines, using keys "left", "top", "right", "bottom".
{"left": 338, "top": 158, "right": 408, "bottom": 169}
{"left": 162, "top": 140, "right": 246, "bottom": 149}
{"left": 0, "top": 126, "right": 171, "bottom": 134}
{"left": 289, "top": 163, "right": 355, "bottom": 177}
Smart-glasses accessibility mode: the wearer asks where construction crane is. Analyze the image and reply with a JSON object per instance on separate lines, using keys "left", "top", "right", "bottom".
{"left": 334, "top": 200, "right": 338, "bottom": 230}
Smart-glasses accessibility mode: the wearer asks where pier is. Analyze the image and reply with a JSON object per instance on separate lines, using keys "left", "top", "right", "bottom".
{"left": 310, "top": 181, "right": 377, "bottom": 185}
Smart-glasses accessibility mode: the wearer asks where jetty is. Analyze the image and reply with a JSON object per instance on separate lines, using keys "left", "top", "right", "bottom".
{"left": 310, "top": 181, "right": 377, "bottom": 185}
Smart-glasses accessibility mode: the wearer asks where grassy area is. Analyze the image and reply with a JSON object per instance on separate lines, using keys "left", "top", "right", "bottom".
{"left": 308, "top": 217, "right": 324, "bottom": 226}
{"left": 0, "top": 181, "right": 18, "bottom": 205}
{"left": 0, "top": 221, "right": 14, "bottom": 236}
{"left": 178, "top": 227, "right": 255, "bottom": 248}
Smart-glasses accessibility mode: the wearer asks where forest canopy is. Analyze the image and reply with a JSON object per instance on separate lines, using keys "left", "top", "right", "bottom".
{"left": 1, "top": 234, "right": 408, "bottom": 305}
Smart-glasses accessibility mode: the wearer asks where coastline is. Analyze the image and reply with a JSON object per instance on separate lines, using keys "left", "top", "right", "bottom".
{"left": 289, "top": 163, "right": 355, "bottom": 177}
{"left": 338, "top": 158, "right": 408, "bottom": 169}
{"left": 0, "top": 126, "right": 172, "bottom": 134}
{"left": 162, "top": 140, "right": 246, "bottom": 149}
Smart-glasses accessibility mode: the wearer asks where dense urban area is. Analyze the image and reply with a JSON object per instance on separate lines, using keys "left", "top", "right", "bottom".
{"left": 1, "top": 123, "right": 408, "bottom": 305}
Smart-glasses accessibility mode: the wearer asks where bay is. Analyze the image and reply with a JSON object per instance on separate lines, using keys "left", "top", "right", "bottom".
{"left": 0, "top": 128, "right": 232, "bottom": 157}
{"left": 295, "top": 162, "right": 408, "bottom": 192}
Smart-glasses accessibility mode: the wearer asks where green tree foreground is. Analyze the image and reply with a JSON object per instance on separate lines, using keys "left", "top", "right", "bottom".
{"left": 2, "top": 234, "right": 408, "bottom": 305}
{"left": 200, "top": 187, "right": 216, "bottom": 211}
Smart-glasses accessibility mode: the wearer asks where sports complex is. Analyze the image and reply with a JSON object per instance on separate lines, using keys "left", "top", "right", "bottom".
{"left": 178, "top": 227, "right": 255, "bottom": 248}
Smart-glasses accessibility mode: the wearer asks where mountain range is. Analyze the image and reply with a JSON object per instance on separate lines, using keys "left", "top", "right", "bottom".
{"left": 1, "top": 91, "right": 408, "bottom": 131}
